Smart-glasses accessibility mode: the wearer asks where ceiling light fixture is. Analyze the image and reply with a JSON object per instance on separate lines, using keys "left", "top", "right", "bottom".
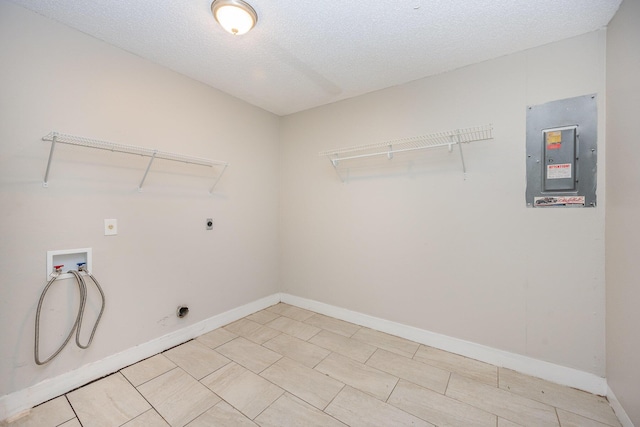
{"left": 211, "top": 0, "right": 258, "bottom": 35}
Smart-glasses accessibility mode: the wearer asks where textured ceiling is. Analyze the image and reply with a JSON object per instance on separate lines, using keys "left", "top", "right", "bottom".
{"left": 9, "top": 0, "right": 622, "bottom": 116}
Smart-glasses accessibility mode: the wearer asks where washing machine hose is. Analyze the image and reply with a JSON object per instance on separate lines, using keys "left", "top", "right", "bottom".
{"left": 34, "top": 266, "right": 105, "bottom": 365}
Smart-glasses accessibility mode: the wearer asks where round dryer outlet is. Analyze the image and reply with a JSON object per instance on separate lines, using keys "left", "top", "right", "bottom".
{"left": 177, "top": 306, "right": 189, "bottom": 318}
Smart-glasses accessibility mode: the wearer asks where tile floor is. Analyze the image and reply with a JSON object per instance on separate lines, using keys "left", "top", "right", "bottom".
{"left": 3, "top": 303, "right": 621, "bottom": 427}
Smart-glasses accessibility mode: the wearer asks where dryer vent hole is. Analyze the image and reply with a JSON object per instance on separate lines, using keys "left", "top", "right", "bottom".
{"left": 177, "top": 306, "right": 189, "bottom": 318}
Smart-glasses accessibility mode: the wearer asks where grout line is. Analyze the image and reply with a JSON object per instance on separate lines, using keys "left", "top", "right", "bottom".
{"left": 63, "top": 395, "right": 82, "bottom": 427}
{"left": 253, "top": 349, "right": 349, "bottom": 417}
{"left": 306, "top": 328, "right": 322, "bottom": 342}
{"left": 311, "top": 348, "right": 333, "bottom": 369}
{"left": 348, "top": 326, "right": 362, "bottom": 338}
{"left": 251, "top": 394, "right": 280, "bottom": 421}
{"left": 129, "top": 365, "right": 179, "bottom": 389}
{"left": 384, "top": 387, "right": 436, "bottom": 427}
{"left": 385, "top": 377, "right": 400, "bottom": 404}
{"left": 362, "top": 347, "right": 378, "bottom": 365}
{"left": 410, "top": 343, "right": 420, "bottom": 359}
{"left": 443, "top": 371, "right": 452, "bottom": 395}
{"left": 119, "top": 371, "right": 172, "bottom": 427}
{"left": 181, "top": 398, "right": 220, "bottom": 426}
{"left": 321, "top": 383, "right": 346, "bottom": 412}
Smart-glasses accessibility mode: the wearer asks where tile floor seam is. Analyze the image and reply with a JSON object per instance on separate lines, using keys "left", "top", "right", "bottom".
{"left": 443, "top": 371, "right": 452, "bottom": 394}
{"left": 390, "top": 379, "right": 499, "bottom": 426}
{"left": 409, "top": 342, "right": 420, "bottom": 359}
{"left": 271, "top": 386, "right": 321, "bottom": 414}
{"left": 346, "top": 326, "right": 362, "bottom": 339}
{"left": 319, "top": 406, "right": 351, "bottom": 426}
{"left": 388, "top": 400, "right": 436, "bottom": 427}
{"left": 126, "top": 365, "right": 179, "bottom": 389}
{"left": 310, "top": 347, "right": 333, "bottom": 369}
{"left": 383, "top": 399, "right": 439, "bottom": 427}
{"left": 259, "top": 355, "right": 346, "bottom": 412}
{"left": 305, "top": 328, "right": 321, "bottom": 343}
{"left": 253, "top": 361, "right": 298, "bottom": 400}
{"left": 382, "top": 371, "right": 450, "bottom": 397}
{"left": 217, "top": 339, "right": 283, "bottom": 375}
{"left": 284, "top": 393, "right": 346, "bottom": 426}
{"left": 559, "top": 408, "right": 620, "bottom": 427}
{"left": 319, "top": 383, "right": 347, "bottom": 412}
{"left": 208, "top": 392, "right": 231, "bottom": 421}
{"left": 200, "top": 364, "right": 272, "bottom": 422}
{"left": 445, "top": 375, "right": 561, "bottom": 427}
{"left": 179, "top": 398, "right": 220, "bottom": 426}
{"left": 62, "top": 395, "right": 79, "bottom": 427}
{"left": 361, "top": 346, "right": 378, "bottom": 365}
{"left": 250, "top": 396, "right": 275, "bottom": 422}
{"left": 554, "top": 406, "right": 562, "bottom": 427}
{"left": 120, "top": 370, "right": 171, "bottom": 427}
{"left": 496, "top": 370, "right": 618, "bottom": 425}
{"left": 257, "top": 353, "right": 283, "bottom": 375}
{"left": 384, "top": 377, "right": 401, "bottom": 404}
{"left": 501, "top": 386, "right": 590, "bottom": 419}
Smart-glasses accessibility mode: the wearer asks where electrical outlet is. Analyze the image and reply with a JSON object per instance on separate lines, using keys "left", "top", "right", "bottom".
{"left": 104, "top": 219, "right": 117, "bottom": 236}
{"left": 206, "top": 218, "right": 214, "bottom": 230}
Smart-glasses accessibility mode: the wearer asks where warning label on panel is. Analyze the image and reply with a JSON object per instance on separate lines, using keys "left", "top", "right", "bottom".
{"left": 546, "top": 131, "right": 562, "bottom": 150}
{"left": 547, "top": 163, "right": 572, "bottom": 179}
{"left": 534, "top": 196, "right": 585, "bottom": 207}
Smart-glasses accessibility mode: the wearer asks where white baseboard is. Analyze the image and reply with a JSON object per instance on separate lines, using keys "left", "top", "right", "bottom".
{"left": 0, "top": 293, "right": 280, "bottom": 422}
{"left": 280, "top": 293, "right": 608, "bottom": 396}
{"left": 607, "top": 386, "right": 636, "bottom": 427}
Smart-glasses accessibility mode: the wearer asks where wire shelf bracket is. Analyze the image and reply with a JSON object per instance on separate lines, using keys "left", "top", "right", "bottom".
{"left": 319, "top": 124, "right": 493, "bottom": 182}
{"left": 42, "top": 132, "right": 229, "bottom": 194}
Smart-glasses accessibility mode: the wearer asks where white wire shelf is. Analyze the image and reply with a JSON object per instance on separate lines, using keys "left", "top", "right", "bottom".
{"left": 42, "top": 132, "right": 229, "bottom": 193}
{"left": 319, "top": 124, "right": 493, "bottom": 180}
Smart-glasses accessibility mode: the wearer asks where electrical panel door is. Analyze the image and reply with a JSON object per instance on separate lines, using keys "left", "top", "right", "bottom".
{"left": 526, "top": 94, "right": 597, "bottom": 208}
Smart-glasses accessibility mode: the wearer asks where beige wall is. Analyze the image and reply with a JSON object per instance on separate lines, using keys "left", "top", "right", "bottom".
{"left": 0, "top": 2, "right": 280, "bottom": 397}
{"left": 280, "top": 31, "right": 607, "bottom": 376}
{"left": 606, "top": 0, "right": 640, "bottom": 423}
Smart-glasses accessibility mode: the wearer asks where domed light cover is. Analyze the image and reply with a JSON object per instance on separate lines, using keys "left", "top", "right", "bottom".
{"left": 211, "top": 0, "right": 258, "bottom": 35}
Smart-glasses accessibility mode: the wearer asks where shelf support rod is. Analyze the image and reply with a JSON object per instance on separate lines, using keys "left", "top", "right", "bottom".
{"left": 208, "top": 163, "right": 229, "bottom": 194}
{"left": 43, "top": 133, "right": 58, "bottom": 187}
{"left": 138, "top": 151, "right": 157, "bottom": 192}
{"left": 330, "top": 156, "right": 345, "bottom": 182}
{"left": 455, "top": 131, "right": 467, "bottom": 177}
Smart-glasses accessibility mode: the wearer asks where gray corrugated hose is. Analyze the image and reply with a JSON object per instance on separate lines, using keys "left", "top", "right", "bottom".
{"left": 34, "top": 266, "right": 105, "bottom": 365}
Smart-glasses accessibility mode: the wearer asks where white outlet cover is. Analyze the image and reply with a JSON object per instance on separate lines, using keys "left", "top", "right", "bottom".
{"left": 104, "top": 219, "right": 117, "bottom": 236}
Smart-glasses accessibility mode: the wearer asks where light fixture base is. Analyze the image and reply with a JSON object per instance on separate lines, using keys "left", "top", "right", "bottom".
{"left": 211, "top": 0, "right": 258, "bottom": 35}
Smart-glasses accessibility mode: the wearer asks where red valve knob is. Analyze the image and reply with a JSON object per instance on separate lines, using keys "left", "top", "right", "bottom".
{"left": 54, "top": 265, "right": 64, "bottom": 269}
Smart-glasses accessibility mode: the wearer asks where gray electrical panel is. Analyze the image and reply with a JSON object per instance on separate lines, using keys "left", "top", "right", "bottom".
{"left": 526, "top": 94, "right": 597, "bottom": 207}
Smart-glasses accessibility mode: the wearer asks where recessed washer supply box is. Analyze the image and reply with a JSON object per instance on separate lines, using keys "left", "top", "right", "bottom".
{"left": 46, "top": 248, "right": 92, "bottom": 280}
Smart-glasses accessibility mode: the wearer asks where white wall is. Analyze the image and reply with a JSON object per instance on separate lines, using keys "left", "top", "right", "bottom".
{"left": 280, "top": 31, "right": 607, "bottom": 376}
{"left": 606, "top": 0, "right": 640, "bottom": 423}
{"left": 0, "top": 1, "right": 280, "bottom": 399}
